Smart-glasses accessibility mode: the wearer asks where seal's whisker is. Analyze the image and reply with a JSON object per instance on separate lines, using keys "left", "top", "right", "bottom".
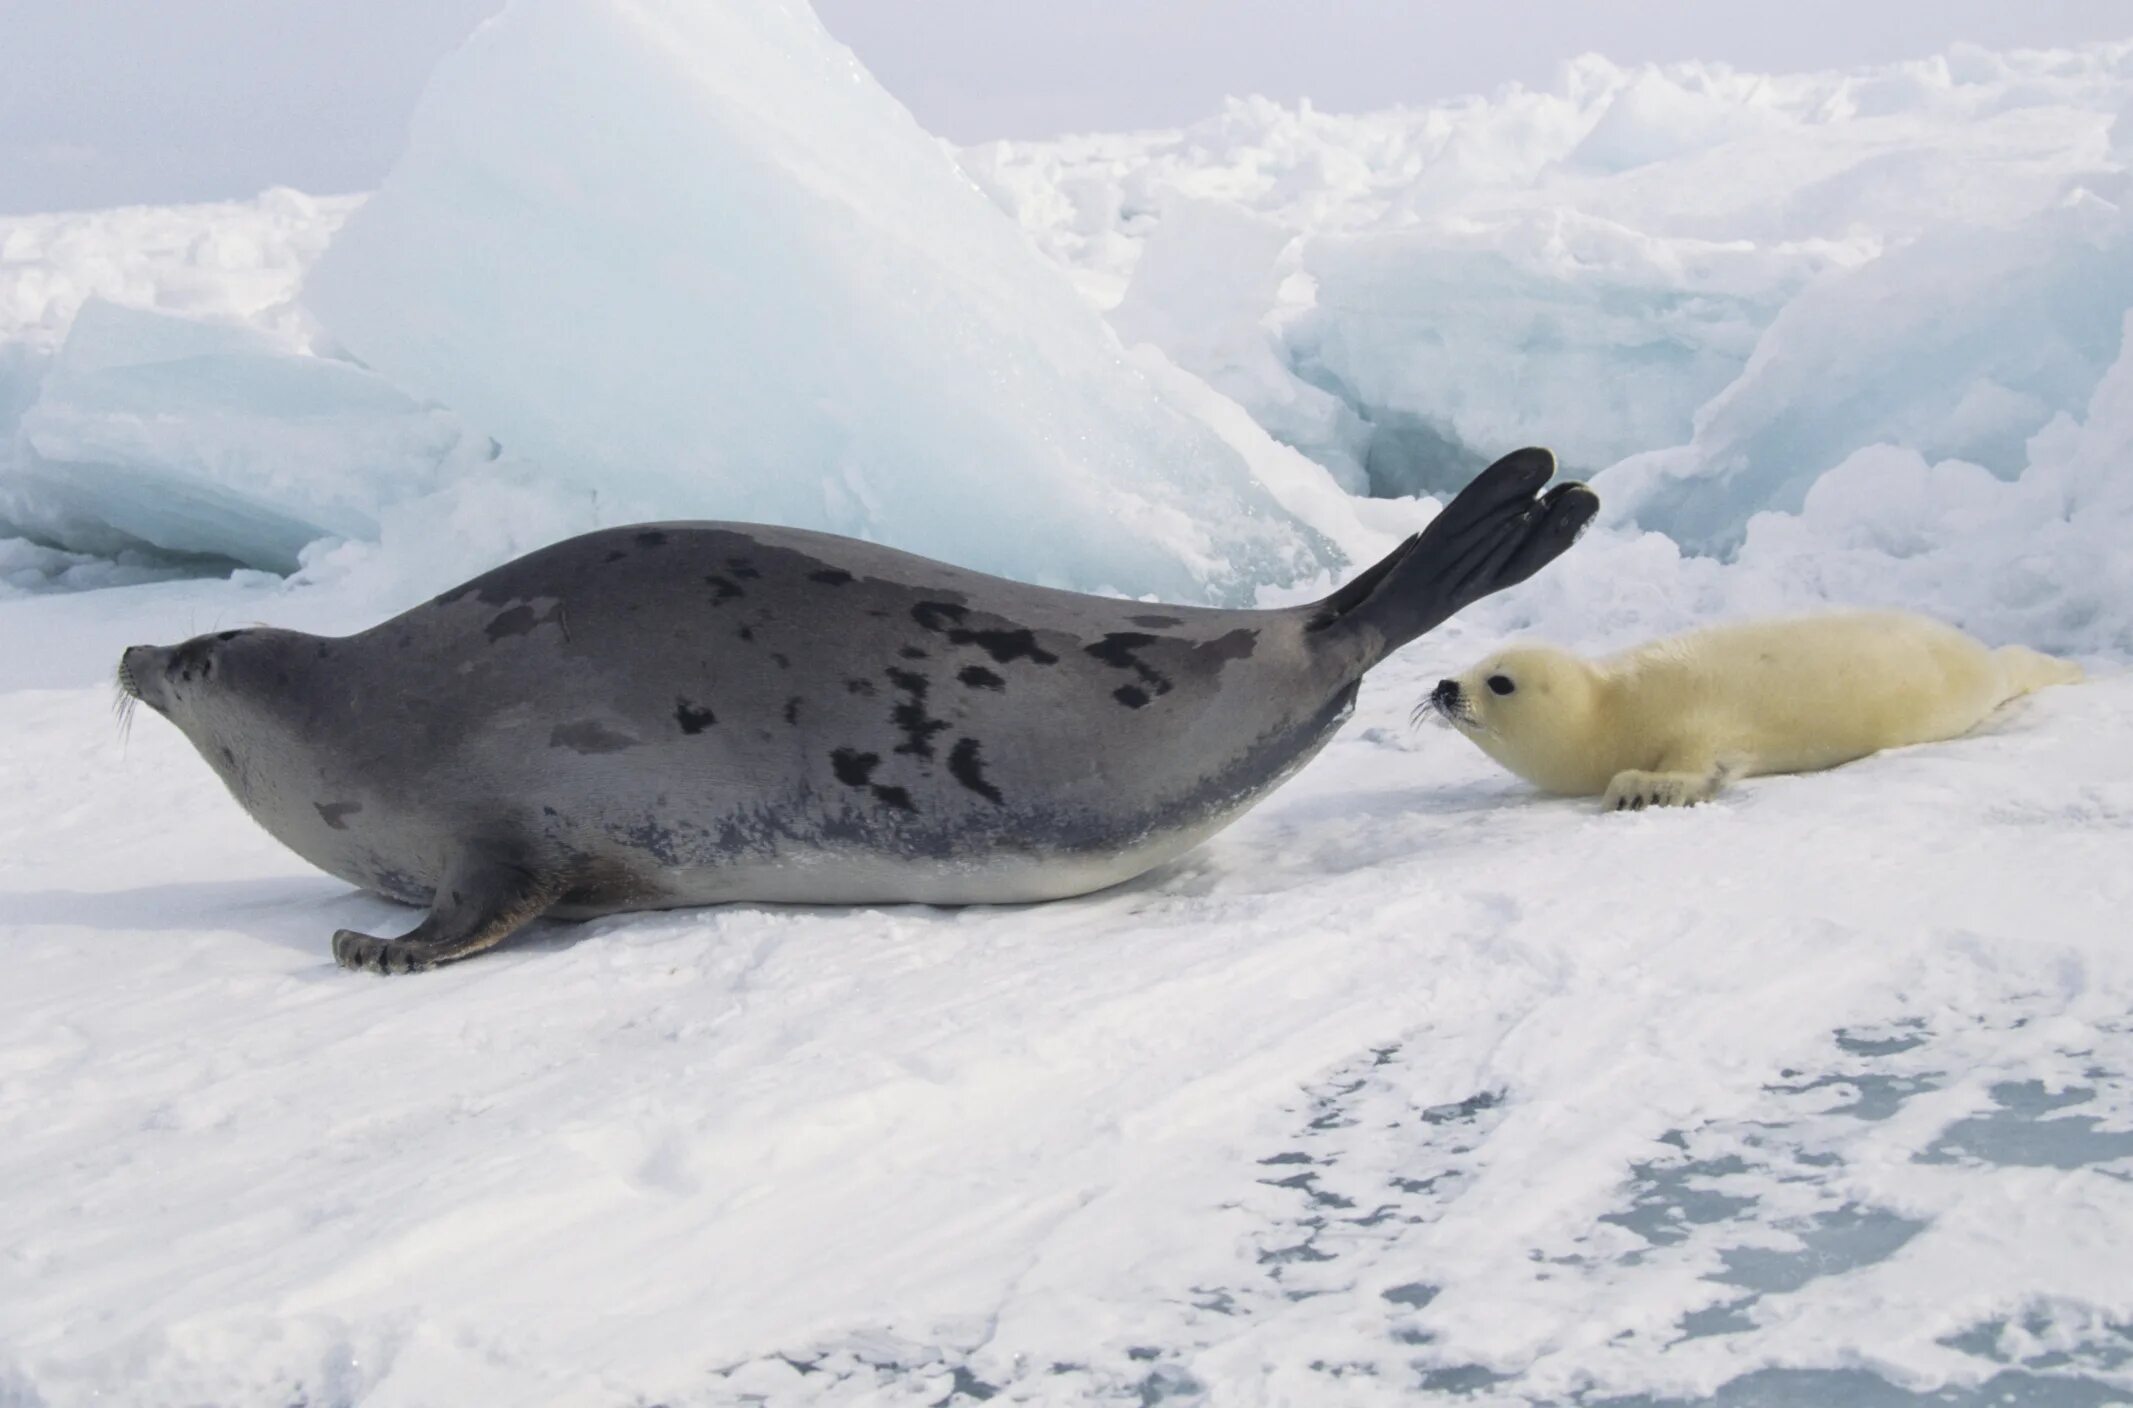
{"left": 113, "top": 689, "right": 138, "bottom": 744}
{"left": 1411, "top": 693, "right": 1468, "bottom": 731}
{"left": 113, "top": 657, "right": 143, "bottom": 746}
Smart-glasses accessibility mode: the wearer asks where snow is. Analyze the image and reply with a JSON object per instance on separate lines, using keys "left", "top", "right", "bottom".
{"left": 0, "top": 188, "right": 352, "bottom": 348}
{"left": 4, "top": 579, "right": 2130, "bottom": 1405}
{"left": 301, "top": 0, "right": 1343, "bottom": 606}
{"left": 3, "top": 14, "right": 2133, "bottom": 1407}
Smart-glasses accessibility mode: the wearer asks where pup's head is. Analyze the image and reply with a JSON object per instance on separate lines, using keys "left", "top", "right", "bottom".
{"left": 1420, "top": 643, "right": 1602, "bottom": 792}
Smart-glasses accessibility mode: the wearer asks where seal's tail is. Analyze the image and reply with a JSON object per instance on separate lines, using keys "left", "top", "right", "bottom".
{"left": 1312, "top": 447, "right": 1599, "bottom": 664}
{"left": 1994, "top": 644, "right": 2084, "bottom": 700}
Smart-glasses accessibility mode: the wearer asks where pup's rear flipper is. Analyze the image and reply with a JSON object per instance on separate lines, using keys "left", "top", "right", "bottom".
{"left": 1995, "top": 645, "right": 2084, "bottom": 698}
{"left": 1316, "top": 447, "right": 1598, "bottom": 662}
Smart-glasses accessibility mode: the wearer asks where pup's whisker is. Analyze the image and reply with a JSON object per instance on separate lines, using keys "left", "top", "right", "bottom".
{"left": 1411, "top": 693, "right": 1474, "bottom": 731}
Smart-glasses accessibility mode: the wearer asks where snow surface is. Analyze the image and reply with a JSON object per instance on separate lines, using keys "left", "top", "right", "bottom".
{"left": 3, "top": 14, "right": 2132, "bottom": 1407}
{"left": 4, "top": 579, "right": 2130, "bottom": 1406}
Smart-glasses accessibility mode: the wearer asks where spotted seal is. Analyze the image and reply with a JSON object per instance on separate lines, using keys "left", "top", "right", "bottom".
{"left": 119, "top": 448, "right": 1595, "bottom": 972}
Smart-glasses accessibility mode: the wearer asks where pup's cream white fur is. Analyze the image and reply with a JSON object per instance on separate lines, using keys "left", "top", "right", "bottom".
{"left": 1432, "top": 611, "right": 2082, "bottom": 810}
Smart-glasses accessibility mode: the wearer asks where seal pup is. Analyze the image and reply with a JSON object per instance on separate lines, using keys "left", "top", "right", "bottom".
{"left": 1425, "top": 610, "right": 2082, "bottom": 810}
{"left": 120, "top": 448, "right": 1595, "bottom": 973}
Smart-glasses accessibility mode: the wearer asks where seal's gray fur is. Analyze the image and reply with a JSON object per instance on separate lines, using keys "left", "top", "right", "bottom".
{"left": 121, "top": 448, "right": 1594, "bottom": 972}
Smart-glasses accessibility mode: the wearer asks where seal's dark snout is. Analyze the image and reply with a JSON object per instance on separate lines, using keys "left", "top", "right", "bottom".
{"left": 1432, "top": 678, "right": 1463, "bottom": 713}
{"left": 118, "top": 646, "right": 154, "bottom": 696}
{"left": 118, "top": 644, "right": 172, "bottom": 711}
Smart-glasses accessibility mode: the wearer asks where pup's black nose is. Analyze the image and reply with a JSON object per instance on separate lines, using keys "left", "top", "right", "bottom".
{"left": 1432, "top": 678, "right": 1462, "bottom": 709}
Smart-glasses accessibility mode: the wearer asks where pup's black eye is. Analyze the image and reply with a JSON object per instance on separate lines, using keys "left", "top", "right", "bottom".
{"left": 1487, "top": 674, "right": 1516, "bottom": 696}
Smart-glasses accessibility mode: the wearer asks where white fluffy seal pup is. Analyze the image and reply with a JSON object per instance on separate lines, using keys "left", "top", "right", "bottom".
{"left": 1426, "top": 611, "right": 2082, "bottom": 810}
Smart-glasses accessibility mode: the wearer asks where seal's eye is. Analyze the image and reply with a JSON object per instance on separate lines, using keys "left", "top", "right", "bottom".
{"left": 167, "top": 637, "right": 216, "bottom": 682}
{"left": 1487, "top": 674, "right": 1516, "bottom": 697}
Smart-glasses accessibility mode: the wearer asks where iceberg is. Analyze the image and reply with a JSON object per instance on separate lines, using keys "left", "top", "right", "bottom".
{"left": 304, "top": 0, "right": 1343, "bottom": 604}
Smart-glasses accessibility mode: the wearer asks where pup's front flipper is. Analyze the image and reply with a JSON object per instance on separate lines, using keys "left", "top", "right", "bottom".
{"left": 334, "top": 849, "right": 561, "bottom": 974}
{"left": 1604, "top": 763, "right": 1730, "bottom": 812}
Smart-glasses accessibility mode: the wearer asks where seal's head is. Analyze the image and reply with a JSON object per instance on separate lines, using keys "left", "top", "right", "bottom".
{"left": 117, "top": 629, "right": 317, "bottom": 781}
{"left": 121, "top": 631, "right": 244, "bottom": 722}
{"left": 1423, "top": 643, "right": 1608, "bottom": 795}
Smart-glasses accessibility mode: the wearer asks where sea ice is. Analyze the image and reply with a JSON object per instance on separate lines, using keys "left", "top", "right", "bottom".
{"left": 1108, "top": 194, "right": 1373, "bottom": 496}
{"left": 3, "top": 298, "right": 467, "bottom": 571}
{"left": 988, "top": 45, "right": 2133, "bottom": 532}
{"left": 304, "top": 0, "right": 1345, "bottom": 604}
{"left": 1605, "top": 186, "right": 2133, "bottom": 552}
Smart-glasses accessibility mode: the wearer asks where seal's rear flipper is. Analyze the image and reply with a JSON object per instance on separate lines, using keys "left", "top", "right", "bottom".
{"left": 1992, "top": 644, "right": 2083, "bottom": 699}
{"left": 1316, "top": 447, "right": 1597, "bottom": 662}
{"left": 333, "top": 850, "right": 560, "bottom": 974}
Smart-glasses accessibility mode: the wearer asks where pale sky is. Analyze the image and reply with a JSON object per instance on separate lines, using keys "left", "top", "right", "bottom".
{"left": 1, "top": 0, "right": 2126, "bottom": 214}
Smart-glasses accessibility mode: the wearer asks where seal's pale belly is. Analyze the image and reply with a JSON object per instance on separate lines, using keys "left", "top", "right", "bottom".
{"left": 276, "top": 663, "right": 1359, "bottom": 916}
{"left": 583, "top": 684, "right": 1352, "bottom": 912}
{"left": 576, "top": 798, "right": 1246, "bottom": 912}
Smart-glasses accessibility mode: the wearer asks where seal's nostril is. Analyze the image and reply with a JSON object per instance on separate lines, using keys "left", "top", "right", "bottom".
{"left": 117, "top": 645, "right": 175, "bottom": 706}
{"left": 1432, "top": 679, "right": 1461, "bottom": 705}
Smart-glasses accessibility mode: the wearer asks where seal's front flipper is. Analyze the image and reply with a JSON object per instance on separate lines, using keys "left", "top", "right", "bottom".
{"left": 333, "top": 851, "right": 560, "bottom": 974}
{"left": 1603, "top": 762, "right": 1731, "bottom": 812}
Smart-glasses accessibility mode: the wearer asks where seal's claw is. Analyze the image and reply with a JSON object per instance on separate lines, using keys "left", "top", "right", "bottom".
{"left": 331, "top": 929, "right": 366, "bottom": 970}
{"left": 1602, "top": 767, "right": 1719, "bottom": 812}
{"left": 333, "top": 928, "right": 439, "bottom": 974}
